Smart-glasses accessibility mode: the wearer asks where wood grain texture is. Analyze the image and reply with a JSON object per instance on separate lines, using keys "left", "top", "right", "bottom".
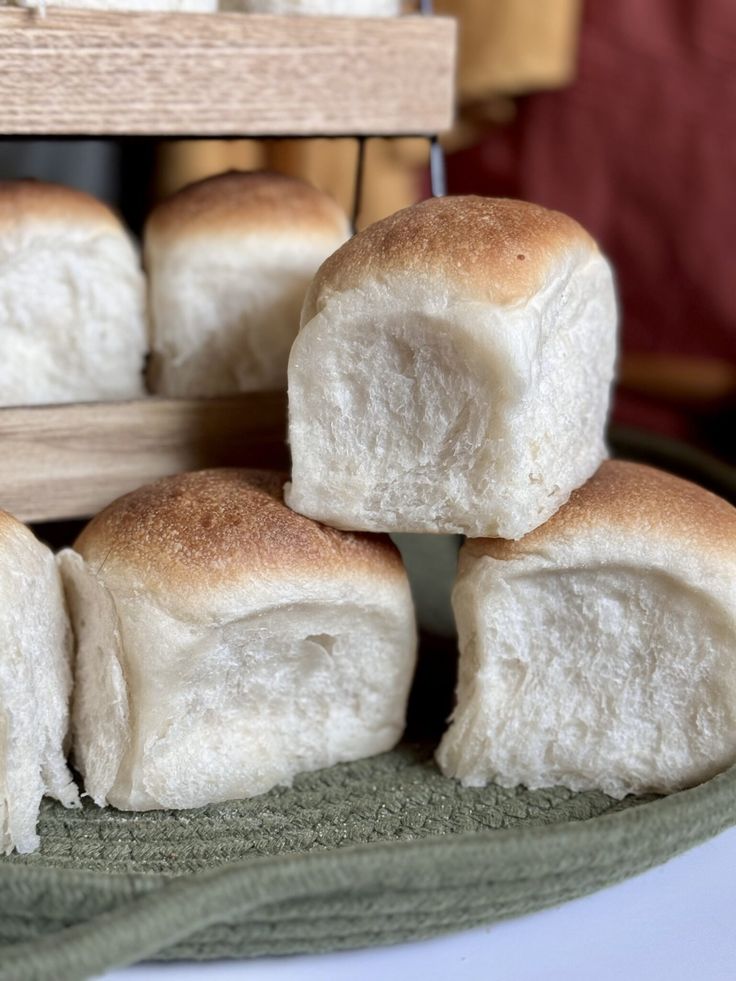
{"left": 0, "top": 393, "right": 289, "bottom": 523}
{"left": 0, "top": 9, "right": 457, "bottom": 135}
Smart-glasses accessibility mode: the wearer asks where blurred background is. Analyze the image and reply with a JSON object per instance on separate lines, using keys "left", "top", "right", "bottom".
{"left": 2, "top": 0, "right": 733, "bottom": 465}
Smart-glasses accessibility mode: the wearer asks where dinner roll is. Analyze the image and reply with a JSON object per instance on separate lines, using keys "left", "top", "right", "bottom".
{"left": 0, "top": 511, "right": 79, "bottom": 854}
{"left": 0, "top": 180, "right": 146, "bottom": 406}
{"left": 286, "top": 195, "right": 617, "bottom": 539}
{"left": 436, "top": 461, "right": 736, "bottom": 799}
{"left": 145, "top": 171, "right": 350, "bottom": 397}
{"left": 60, "top": 469, "right": 416, "bottom": 811}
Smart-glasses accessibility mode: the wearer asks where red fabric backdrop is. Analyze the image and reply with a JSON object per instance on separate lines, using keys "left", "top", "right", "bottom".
{"left": 445, "top": 0, "right": 736, "bottom": 449}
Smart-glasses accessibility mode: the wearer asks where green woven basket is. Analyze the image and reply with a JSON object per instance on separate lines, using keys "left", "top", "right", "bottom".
{"left": 1, "top": 429, "right": 734, "bottom": 981}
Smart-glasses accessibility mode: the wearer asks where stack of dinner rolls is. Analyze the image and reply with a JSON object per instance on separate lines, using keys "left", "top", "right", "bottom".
{"left": 2, "top": 181, "right": 735, "bottom": 857}
{"left": 285, "top": 195, "right": 736, "bottom": 799}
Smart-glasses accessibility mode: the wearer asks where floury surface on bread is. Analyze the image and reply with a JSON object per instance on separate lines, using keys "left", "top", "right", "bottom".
{"left": 436, "top": 461, "right": 736, "bottom": 799}
{"left": 0, "top": 179, "right": 147, "bottom": 406}
{"left": 145, "top": 170, "right": 350, "bottom": 397}
{"left": 59, "top": 469, "right": 417, "bottom": 811}
{"left": 0, "top": 510, "right": 79, "bottom": 854}
{"left": 286, "top": 195, "right": 618, "bottom": 540}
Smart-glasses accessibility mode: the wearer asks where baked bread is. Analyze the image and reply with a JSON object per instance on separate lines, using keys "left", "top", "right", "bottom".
{"left": 0, "top": 180, "right": 146, "bottom": 405}
{"left": 221, "top": 1, "right": 401, "bottom": 14}
{"left": 286, "top": 195, "right": 617, "bottom": 539}
{"left": 60, "top": 469, "right": 416, "bottom": 811}
{"left": 145, "top": 171, "right": 350, "bottom": 397}
{"left": 436, "top": 461, "right": 736, "bottom": 799}
{"left": 0, "top": 511, "right": 79, "bottom": 854}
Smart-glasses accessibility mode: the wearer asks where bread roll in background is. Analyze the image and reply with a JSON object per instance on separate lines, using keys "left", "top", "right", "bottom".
{"left": 220, "top": 1, "right": 401, "bottom": 13}
{"left": 60, "top": 469, "right": 417, "bottom": 811}
{"left": 0, "top": 180, "right": 146, "bottom": 406}
{"left": 437, "top": 461, "right": 736, "bottom": 799}
{"left": 286, "top": 195, "right": 617, "bottom": 540}
{"left": 145, "top": 171, "right": 350, "bottom": 397}
{"left": 0, "top": 511, "right": 79, "bottom": 854}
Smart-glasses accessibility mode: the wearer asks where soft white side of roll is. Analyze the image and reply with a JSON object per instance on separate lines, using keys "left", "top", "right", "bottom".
{"left": 60, "top": 469, "right": 417, "bottom": 811}
{"left": 145, "top": 171, "right": 350, "bottom": 397}
{"left": 0, "top": 513, "right": 79, "bottom": 855}
{"left": 286, "top": 196, "right": 618, "bottom": 540}
{"left": 436, "top": 461, "right": 736, "bottom": 799}
{"left": 0, "top": 180, "right": 146, "bottom": 406}
{"left": 220, "top": 1, "right": 401, "bottom": 14}
{"left": 148, "top": 237, "right": 348, "bottom": 396}
{"left": 9, "top": 1, "right": 217, "bottom": 11}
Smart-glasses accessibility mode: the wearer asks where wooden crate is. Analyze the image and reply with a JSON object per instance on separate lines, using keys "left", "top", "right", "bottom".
{"left": 0, "top": 9, "right": 457, "bottom": 135}
{"left": 0, "top": 9, "right": 456, "bottom": 523}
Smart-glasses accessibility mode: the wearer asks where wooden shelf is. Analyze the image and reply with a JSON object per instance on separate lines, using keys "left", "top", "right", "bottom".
{"left": 0, "top": 11, "right": 457, "bottom": 523}
{"left": 0, "top": 394, "right": 288, "bottom": 523}
{"left": 0, "top": 9, "right": 456, "bottom": 136}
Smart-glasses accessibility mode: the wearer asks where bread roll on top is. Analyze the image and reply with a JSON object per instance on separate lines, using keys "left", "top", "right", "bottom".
{"left": 0, "top": 508, "right": 79, "bottom": 854}
{"left": 437, "top": 461, "right": 736, "bottom": 799}
{"left": 287, "top": 195, "right": 617, "bottom": 539}
{"left": 303, "top": 195, "right": 596, "bottom": 318}
{"left": 0, "top": 179, "right": 146, "bottom": 405}
{"left": 61, "top": 469, "right": 416, "bottom": 811}
{"left": 145, "top": 170, "right": 350, "bottom": 397}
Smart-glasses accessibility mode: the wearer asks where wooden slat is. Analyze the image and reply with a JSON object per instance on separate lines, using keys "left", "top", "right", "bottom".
{"left": 0, "top": 10, "right": 456, "bottom": 135}
{"left": 0, "top": 394, "right": 289, "bottom": 523}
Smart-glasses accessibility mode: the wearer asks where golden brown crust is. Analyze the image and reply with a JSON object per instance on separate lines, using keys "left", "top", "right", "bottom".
{"left": 0, "top": 507, "right": 32, "bottom": 542}
{"left": 0, "top": 507, "right": 50, "bottom": 563}
{"left": 74, "top": 469, "right": 404, "bottom": 589}
{"left": 145, "top": 171, "right": 349, "bottom": 244}
{"left": 466, "top": 461, "right": 736, "bottom": 561}
{"left": 303, "top": 195, "right": 598, "bottom": 318}
{"left": 0, "top": 179, "right": 123, "bottom": 232}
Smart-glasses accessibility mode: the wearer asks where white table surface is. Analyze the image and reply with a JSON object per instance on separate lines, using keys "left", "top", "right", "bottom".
{"left": 103, "top": 824, "right": 736, "bottom": 981}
